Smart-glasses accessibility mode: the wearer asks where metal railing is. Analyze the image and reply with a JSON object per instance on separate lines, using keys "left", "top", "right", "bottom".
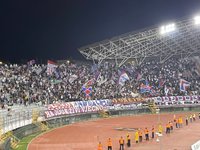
{"left": 0, "top": 104, "right": 45, "bottom": 134}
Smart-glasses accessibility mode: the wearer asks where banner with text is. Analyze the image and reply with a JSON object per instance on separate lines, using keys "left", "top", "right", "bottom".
{"left": 151, "top": 95, "right": 200, "bottom": 103}
{"left": 45, "top": 99, "right": 111, "bottom": 118}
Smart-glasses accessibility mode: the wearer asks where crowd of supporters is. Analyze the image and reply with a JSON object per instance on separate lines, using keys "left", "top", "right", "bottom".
{"left": 0, "top": 56, "right": 200, "bottom": 105}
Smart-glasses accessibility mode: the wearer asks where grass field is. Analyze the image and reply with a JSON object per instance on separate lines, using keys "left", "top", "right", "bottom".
{"left": 14, "top": 132, "right": 43, "bottom": 150}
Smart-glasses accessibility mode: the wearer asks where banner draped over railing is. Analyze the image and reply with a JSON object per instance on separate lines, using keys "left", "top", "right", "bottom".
{"left": 45, "top": 95, "right": 200, "bottom": 118}
{"left": 45, "top": 99, "right": 111, "bottom": 118}
{"left": 151, "top": 95, "right": 200, "bottom": 103}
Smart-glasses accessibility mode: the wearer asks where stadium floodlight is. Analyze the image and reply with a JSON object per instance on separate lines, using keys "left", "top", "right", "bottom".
{"left": 160, "top": 23, "right": 176, "bottom": 35}
{"left": 194, "top": 16, "right": 200, "bottom": 25}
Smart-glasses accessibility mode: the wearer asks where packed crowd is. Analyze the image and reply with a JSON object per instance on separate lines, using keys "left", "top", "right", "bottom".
{"left": 0, "top": 56, "right": 200, "bottom": 105}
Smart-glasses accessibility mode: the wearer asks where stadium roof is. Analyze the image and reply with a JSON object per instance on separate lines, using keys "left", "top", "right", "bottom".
{"left": 79, "top": 17, "right": 200, "bottom": 66}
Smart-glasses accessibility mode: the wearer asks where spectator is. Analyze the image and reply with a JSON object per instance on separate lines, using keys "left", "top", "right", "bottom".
{"left": 0, "top": 56, "right": 199, "bottom": 106}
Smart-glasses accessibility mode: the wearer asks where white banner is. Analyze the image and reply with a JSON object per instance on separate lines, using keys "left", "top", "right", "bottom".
{"left": 45, "top": 99, "right": 111, "bottom": 118}
{"left": 153, "top": 95, "right": 200, "bottom": 103}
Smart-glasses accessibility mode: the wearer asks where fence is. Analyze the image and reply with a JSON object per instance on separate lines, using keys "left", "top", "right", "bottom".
{"left": 0, "top": 104, "right": 45, "bottom": 134}
{"left": 1, "top": 104, "right": 200, "bottom": 135}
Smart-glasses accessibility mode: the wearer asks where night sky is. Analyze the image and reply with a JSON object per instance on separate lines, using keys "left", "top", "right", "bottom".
{"left": 1, "top": 0, "right": 200, "bottom": 63}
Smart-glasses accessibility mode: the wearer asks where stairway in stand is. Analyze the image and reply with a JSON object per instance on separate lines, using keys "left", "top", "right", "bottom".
{"left": 0, "top": 131, "right": 20, "bottom": 149}
{"left": 148, "top": 101, "right": 158, "bottom": 114}
{"left": 99, "top": 110, "right": 109, "bottom": 118}
{"left": 34, "top": 121, "right": 49, "bottom": 131}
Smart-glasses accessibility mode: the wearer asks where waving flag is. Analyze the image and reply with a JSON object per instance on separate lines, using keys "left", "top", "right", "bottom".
{"left": 82, "top": 86, "right": 92, "bottom": 97}
{"left": 94, "top": 71, "right": 101, "bottom": 81}
{"left": 96, "top": 73, "right": 107, "bottom": 86}
{"left": 179, "top": 79, "right": 190, "bottom": 92}
{"left": 54, "top": 68, "right": 61, "bottom": 79}
{"left": 82, "top": 78, "right": 95, "bottom": 88}
{"left": 140, "top": 80, "right": 152, "bottom": 93}
{"left": 47, "top": 60, "right": 57, "bottom": 75}
{"left": 118, "top": 72, "right": 129, "bottom": 86}
{"left": 158, "top": 78, "right": 166, "bottom": 88}
{"left": 81, "top": 78, "right": 94, "bottom": 97}
{"left": 136, "top": 73, "right": 143, "bottom": 81}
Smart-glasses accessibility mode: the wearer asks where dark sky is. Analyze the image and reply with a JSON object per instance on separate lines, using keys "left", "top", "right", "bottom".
{"left": 1, "top": 0, "right": 200, "bottom": 63}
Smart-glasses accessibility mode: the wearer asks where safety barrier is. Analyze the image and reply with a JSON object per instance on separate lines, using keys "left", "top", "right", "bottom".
{"left": 0, "top": 105, "right": 45, "bottom": 134}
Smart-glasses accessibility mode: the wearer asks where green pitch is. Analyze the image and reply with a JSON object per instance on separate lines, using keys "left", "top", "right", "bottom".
{"left": 14, "top": 132, "right": 43, "bottom": 150}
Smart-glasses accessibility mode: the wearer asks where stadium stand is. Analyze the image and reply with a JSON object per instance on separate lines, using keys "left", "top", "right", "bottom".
{"left": 0, "top": 57, "right": 200, "bottom": 106}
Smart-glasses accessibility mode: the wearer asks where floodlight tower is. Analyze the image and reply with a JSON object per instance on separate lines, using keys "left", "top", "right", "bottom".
{"left": 194, "top": 16, "right": 200, "bottom": 25}
{"left": 159, "top": 23, "right": 176, "bottom": 35}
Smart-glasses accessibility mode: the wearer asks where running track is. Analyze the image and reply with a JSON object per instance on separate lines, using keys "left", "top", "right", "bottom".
{"left": 28, "top": 112, "right": 200, "bottom": 150}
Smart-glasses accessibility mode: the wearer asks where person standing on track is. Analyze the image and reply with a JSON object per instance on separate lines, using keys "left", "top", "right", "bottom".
{"left": 144, "top": 127, "right": 149, "bottom": 141}
{"left": 178, "top": 116, "right": 182, "bottom": 128}
{"left": 158, "top": 123, "right": 163, "bottom": 134}
{"left": 135, "top": 130, "right": 139, "bottom": 143}
{"left": 180, "top": 116, "right": 183, "bottom": 128}
{"left": 107, "top": 138, "right": 112, "bottom": 150}
{"left": 190, "top": 114, "right": 193, "bottom": 123}
{"left": 126, "top": 133, "right": 131, "bottom": 147}
{"left": 175, "top": 118, "right": 178, "bottom": 128}
{"left": 170, "top": 121, "right": 173, "bottom": 132}
{"left": 193, "top": 113, "right": 196, "bottom": 122}
{"left": 166, "top": 122, "right": 170, "bottom": 134}
{"left": 138, "top": 128, "right": 143, "bottom": 143}
{"left": 151, "top": 126, "right": 155, "bottom": 139}
{"left": 173, "top": 114, "right": 176, "bottom": 122}
{"left": 97, "top": 142, "right": 103, "bottom": 150}
{"left": 119, "top": 136, "right": 125, "bottom": 150}
{"left": 186, "top": 115, "right": 189, "bottom": 126}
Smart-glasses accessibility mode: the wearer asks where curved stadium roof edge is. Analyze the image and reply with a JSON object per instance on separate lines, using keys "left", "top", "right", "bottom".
{"left": 78, "top": 16, "right": 200, "bottom": 65}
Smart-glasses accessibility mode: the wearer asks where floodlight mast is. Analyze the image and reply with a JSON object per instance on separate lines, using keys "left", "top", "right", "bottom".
{"left": 160, "top": 23, "right": 176, "bottom": 35}
{"left": 194, "top": 16, "right": 200, "bottom": 25}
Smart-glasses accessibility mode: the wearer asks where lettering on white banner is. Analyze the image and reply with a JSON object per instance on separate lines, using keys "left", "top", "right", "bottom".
{"left": 45, "top": 99, "right": 111, "bottom": 118}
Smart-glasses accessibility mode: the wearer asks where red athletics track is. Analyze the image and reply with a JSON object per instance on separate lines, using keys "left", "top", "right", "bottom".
{"left": 28, "top": 112, "right": 200, "bottom": 150}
